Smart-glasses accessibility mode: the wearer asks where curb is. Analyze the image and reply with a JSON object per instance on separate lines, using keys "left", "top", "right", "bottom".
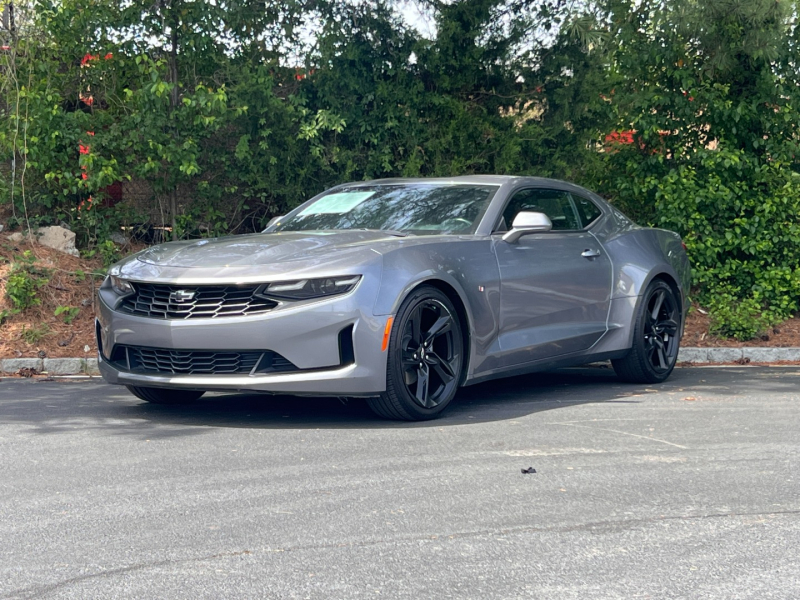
{"left": 3, "top": 347, "right": 800, "bottom": 376}
{"left": 1, "top": 357, "right": 100, "bottom": 376}
{"left": 678, "top": 347, "right": 800, "bottom": 364}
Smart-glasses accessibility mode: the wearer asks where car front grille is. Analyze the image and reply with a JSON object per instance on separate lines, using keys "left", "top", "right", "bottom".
{"left": 111, "top": 345, "right": 298, "bottom": 375}
{"left": 118, "top": 283, "right": 277, "bottom": 320}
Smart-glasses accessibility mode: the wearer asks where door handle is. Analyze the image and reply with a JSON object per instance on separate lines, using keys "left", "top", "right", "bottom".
{"left": 581, "top": 249, "right": 601, "bottom": 258}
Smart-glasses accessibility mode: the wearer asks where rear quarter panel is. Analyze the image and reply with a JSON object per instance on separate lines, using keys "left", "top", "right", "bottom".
{"left": 590, "top": 215, "right": 691, "bottom": 353}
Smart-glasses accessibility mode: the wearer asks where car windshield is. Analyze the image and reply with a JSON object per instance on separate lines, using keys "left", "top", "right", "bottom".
{"left": 272, "top": 184, "right": 498, "bottom": 235}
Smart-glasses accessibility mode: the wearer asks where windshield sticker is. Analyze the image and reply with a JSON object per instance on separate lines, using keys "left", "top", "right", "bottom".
{"left": 298, "top": 191, "right": 375, "bottom": 215}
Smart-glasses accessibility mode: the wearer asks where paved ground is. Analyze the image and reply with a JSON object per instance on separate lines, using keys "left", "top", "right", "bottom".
{"left": 1, "top": 366, "right": 798, "bottom": 599}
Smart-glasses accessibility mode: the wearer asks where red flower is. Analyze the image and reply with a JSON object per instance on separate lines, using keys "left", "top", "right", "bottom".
{"left": 605, "top": 130, "right": 635, "bottom": 145}
{"left": 104, "top": 53, "right": 113, "bottom": 60}
{"left": 80, "top": 53, "right": 99, "bottom": 66}
{"left": 86, "top": 131, "right": 95, "bottom": 136}
{"left": 79, "top": 144, "right": 90, "bottom": 155}
{"left": 81, "top": 172, "right": 88, "bottom": 180}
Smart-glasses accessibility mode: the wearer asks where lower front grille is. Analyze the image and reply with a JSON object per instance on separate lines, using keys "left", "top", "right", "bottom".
{"left": 110, "top": 345, "right": 299, "bottom": 376}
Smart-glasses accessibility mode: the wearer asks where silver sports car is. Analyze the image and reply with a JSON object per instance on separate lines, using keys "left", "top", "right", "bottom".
{"left": 97, "top": 176, "right": 690, "bottom": 420}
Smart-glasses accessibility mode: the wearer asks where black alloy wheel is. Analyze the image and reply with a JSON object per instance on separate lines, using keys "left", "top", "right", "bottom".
{"left": 368, "top": 286, "right": 464, "bottom": 420}
{"left": 612, "top": 279, "right": 681, "bottom": 383}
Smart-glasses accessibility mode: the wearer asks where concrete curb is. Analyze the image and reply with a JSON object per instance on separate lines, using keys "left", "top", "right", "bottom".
{"left": 1, "top": 357, "right": 99, "bottom": 376}
{"left": 2, "top": 347, "right": 800, "bottom": 376}
{"left": 678, "top": 347, "right": 800, "bottom": 364}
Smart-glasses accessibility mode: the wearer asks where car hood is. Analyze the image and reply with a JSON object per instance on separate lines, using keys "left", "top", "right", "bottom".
{"left": 136, "top": 230, "right": 404, "bottom": 268}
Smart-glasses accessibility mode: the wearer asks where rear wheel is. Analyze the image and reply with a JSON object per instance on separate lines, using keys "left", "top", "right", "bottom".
{"left": 367, "top": 286, "right": 464, "bottom": 421}
{"left": 612, "top": 279, "right": 681, "bottom": 383}
{"left": 126, "top": 385, "right": 205, "bottom": 404}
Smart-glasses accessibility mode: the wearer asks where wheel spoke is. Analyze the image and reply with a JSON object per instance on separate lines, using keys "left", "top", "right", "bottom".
{"left": 429, "top": 352, "right": 455, "bottom": 383}
{"left": 656, "top": 346, "right": 668, "bottom": 370}
{"left": 401, "top": 351, "right": 418, "bottom": 367}
{"left": 650, "top": 290, "right": 665, "bottom": 320}
{"left": 410, "top": 309, "right": 423, "bottom": 345}
{"left": 659, "top": 318, "right": 679, "bottom": 335}
{"left": 425, "top": 315, "right": 452, "bottom": 343}
{"left": 415, "top": 367, "right": 430, "bottom": 407}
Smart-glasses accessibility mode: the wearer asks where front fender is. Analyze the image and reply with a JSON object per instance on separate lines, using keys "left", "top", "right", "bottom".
{"left": 372, "top": 239, "right": 501, "bottom": 379}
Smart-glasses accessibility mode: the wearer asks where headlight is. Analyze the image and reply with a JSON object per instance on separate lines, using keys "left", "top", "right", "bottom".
{"left": 110, "top": 275, "right": 134, "bottom": 296}
{"left": 260, "top": 276, "right": 361, "bottom": 300}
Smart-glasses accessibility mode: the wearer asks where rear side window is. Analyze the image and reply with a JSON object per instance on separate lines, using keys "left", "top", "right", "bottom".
{"left": 571, "top": 194, "right": 603, "bottom": 228}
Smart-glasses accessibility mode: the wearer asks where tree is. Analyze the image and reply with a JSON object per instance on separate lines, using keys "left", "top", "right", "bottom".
{"left": 599, "top": 0, "right": 800, "bottom": 337}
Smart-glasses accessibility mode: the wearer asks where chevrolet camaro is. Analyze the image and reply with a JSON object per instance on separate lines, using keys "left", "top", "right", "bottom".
{"left": 97, "top": 176, "right": 690, "bottom": 420}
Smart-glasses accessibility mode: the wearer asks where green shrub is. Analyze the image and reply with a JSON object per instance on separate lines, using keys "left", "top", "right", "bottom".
{"left": 640, "top": 149, "right": 800, "bottom": 340}
{"left": 5, "top": 252, "right": 51, "bottom": 311}
{"left": 706, "top": 295, "right": 772, "bottom": 341}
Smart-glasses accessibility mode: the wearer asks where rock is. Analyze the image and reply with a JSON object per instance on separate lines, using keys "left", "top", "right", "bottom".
{"left": 43, "top": 358, "right": 84, "bottom": 375}
{"left": 58, "top": 333, "right": 75, "bottom": 347}
{"left": 1, "top": 358, "right": 43, "bottom": 374}
{"left": 34, "top": 226, "right": 80, "bottom": 257}
{"left": 110, "top": 231, "right": 129, "bottom": 245}
{"left": 8, "top": 232, "right": 24, "bottom": 242}
{"left": 0, "top": 223, "right": 4, "bottom": 233}
{"left": 84, "top": 345, "right": 91, "bottom": 353}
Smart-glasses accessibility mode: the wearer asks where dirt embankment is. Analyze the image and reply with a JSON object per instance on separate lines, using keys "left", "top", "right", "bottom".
{"left": 1, "top": 237, "right": 104, "bottom": 359}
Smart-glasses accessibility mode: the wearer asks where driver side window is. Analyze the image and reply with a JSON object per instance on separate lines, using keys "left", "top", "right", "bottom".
{"left": 500, "top": 188, "right": 581, "bottom": 232}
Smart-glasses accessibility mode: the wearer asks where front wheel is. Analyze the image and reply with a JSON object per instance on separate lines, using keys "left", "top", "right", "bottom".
{"left": 126, "top": 385, "right": 205, "bottom": 404}
{"left": 367, "top": 286, "right": 464, "bottom": 421}
{"left": 612, "top": 279, "right": 681, "bottom": 383}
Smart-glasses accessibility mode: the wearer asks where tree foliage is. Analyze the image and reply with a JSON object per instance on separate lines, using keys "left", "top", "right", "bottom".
{"left": 1, "top": 0, "right": 800, "bottom": 337}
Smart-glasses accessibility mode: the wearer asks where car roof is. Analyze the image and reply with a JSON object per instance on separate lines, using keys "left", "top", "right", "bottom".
{"left": 346, "top": 175, "right": 564, "bottom": 187}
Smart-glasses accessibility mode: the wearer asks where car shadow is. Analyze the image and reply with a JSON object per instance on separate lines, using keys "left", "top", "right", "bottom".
{"left": 2, "top": 366, "right": 797, "bottom": 437}
{"left": 128, "top": 366, "right": 644, "bottom": 431}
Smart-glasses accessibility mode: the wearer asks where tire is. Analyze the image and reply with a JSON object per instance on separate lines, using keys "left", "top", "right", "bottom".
{"left": 612, "top": 279, "right": 681, "bottom": 383}
{"left": 367, "top": 286, "right": 464, "bottom": 421}
{"left": 126, "top": 385, "right": 205, "bottom": 404}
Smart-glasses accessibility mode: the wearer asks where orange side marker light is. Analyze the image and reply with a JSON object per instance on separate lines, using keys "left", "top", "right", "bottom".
{"left": 381, "top": 316, "right": 395, "bottom": 352}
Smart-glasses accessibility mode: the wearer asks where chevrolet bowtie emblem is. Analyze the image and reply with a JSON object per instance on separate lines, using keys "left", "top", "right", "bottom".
{"left": 169, "top": 290, "right": 196, "bottom": 303}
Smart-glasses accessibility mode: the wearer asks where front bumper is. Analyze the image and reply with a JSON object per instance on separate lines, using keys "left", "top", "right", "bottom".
{"left": 96, "top": 283, "right": 391, "bottom": 397}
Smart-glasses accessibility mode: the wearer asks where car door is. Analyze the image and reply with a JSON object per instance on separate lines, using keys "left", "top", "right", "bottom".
{"left": 492, "top": 188, "right": 612, "bottom": 366}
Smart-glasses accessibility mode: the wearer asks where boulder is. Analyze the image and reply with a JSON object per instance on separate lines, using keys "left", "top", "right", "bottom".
{"left": 110, "top": 231, "right": 129, "bottom": 245}
{"left": 34, "top": 226, "right": 80, "bottom": 257}
{"left": 7, "top": 232, "right": 24, "bottom": 242}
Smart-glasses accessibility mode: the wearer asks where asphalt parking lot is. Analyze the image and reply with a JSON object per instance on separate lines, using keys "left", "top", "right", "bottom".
{"left": 1, "top": 366, "right": 799, "bottom": 599}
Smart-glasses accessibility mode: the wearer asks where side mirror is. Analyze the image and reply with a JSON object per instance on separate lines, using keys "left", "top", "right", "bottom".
{"left": 502, "top": 211, "right": 552, "bottom": 243}
{"left": 264, "top": 215, "right": 285, "bottom": 231}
